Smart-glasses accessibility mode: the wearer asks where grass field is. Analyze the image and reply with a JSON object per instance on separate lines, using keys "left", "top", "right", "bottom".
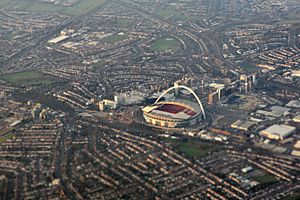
{"left": 277, "top": 19, "right": 300, "bottom": 25}
{"left": 27, "top": 2, "right": 63, "bottom": 12}
{"left": 155, "top": 8, "right": 177, "bottom": 19}
{"left": 112, "top": 19, "right": 134, "bottom": 27}
{"left": 162, "top": 138, "right": 218, "bottom": 158}
{"left": 0, "top": 177, "right": 6, "bottom": 197}
{"left": 173, "top": 14, "right": 195, "bottom": 21}
{"left": 162, "top": 137, "right": 178, "bottom": 143}
{"left": 101, "top": 34, "right": 127, "bottom": 44}
{"left": 283, "top": 192, "right": 300, "bottom": 200}
{"left": 0, "top": 0, "right": 106, "bottom": 16}
{"left": 0, "top": 133, "right": 15, "bottom": 143}
{"left": 0, "top": 32, "right": 14, "bottom": 41}
{"left": 2, "top": 0, "right": 64, "bottom": 13}
{"left": 241, "top": 61, "right": 258, "bottom": 73}
{"left": 0, "top": 0, "right": 11, "bottom": 7}
{"left": 63, "top": 0, "right": 106, "bottom": 16}
{"left": 277, "top": 15, "right": 300, "bottom": 25}
{"left": 155, "top": 7, "right": 193, "bottom": 21}
{"left": 177, "top": 142, "right": 217, "bottom": 157}
{"left": 150, "top": 37, "right": 181, "bottom": 52}
{"left": 253, "top": 173, "right": 277, "bottom": 184}
{"left": 0, "top": 70, "right": 57, "bottom": 86}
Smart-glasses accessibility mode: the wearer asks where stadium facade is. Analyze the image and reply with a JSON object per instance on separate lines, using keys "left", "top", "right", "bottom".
{"left": 142, "top": 85, "right": 205, "bottom": 128}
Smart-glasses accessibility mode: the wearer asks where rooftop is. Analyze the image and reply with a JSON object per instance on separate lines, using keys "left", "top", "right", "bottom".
{"left": 286, "top": 100, "right": 300, "bottom": 108}
{"left": 260, "top": 124, "right": 296, "bottom": 138}
{"left": 231, "top": 120, "right": 256, "bottom": 131}
{"left": 293, "top": 115, "right": 300, "bottom": 123}
{"left": 142, "top": 99, "right": 201, "bottom": 120}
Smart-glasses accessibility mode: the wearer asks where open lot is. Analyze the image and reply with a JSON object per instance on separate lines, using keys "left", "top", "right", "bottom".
{"left": 150, "top": 37, "right": 181, "bottom": 52}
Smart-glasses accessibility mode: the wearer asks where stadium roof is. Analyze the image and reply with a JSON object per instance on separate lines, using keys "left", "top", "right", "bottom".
{"left": 143, "top": 99, "right": 201, "bottom": 120}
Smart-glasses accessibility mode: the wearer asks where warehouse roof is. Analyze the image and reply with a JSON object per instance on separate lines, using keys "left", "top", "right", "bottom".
{"left": 260, "top": 124, "right": 296, "bottom": 138}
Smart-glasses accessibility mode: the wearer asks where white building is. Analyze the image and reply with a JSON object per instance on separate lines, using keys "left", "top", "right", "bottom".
{"left": 260, "top": 124, "right": 296, "bottom": 140}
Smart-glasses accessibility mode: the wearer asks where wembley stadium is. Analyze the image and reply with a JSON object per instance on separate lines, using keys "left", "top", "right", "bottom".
{"left": 142, "top": 85, "right": 205, "bottom": 128}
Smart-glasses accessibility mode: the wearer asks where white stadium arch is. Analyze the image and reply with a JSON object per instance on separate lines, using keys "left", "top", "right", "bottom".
{"left": 154, "top": 85, "right": 206, "bottom": 119}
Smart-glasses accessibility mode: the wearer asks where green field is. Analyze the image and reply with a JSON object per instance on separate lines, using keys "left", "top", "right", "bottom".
{"left": 0, "top": 0, "right": 106, "bottom": 16}
{"left": 277, "top": 15, "right": 300, "bottom": 24}
{"left": 253, "top": 173, "right": 277, "bottom": 184}
{"left": 173, "top": 14, "right": 195, "bottom": 21}
{"left": 155, "top": 8, "right": 177, "bottom": 19}
{"left": 162, "top": 137, "right": 178, "bottom": 144}
{"left": 112, "top": 19, "right": 134, "bottom": 27}
{"left": 0, "top": 133, "right": 15, "bottom": 143}
{"left": 101, "top": 34, "right": 127, "bottom": 44}
{"left": 283, "top": 193, "right": 300, "bottom": 200}
{"left": 163, "top": 138, "right": 218, "bottom": 157}
{"left": 0, "top": 70, "right": 57, "bottom": 86}
{"left": 63, "top": 0, "right": 106, "bottom": 16}
{"left": 177, "top": 142, "right": 217, "bottom": 157}
{"left": 241, "top": 61, "right": 258, "bottom": 73}
{"left": 0, "top": 177, "right": 7, "bottom": 198}
{"left": 150, "top": 37, "right": 181, "bottom": 52}
{"left": 1, "top": 0, "right": 64, "bottom": 13}
{"left": 27, "top": 3, "right": 63, "bottom": 12}
{"left": 0, "top": 32, "right": 14, "bottom": 41}
{"left": 155, "top": 7, "right": 193, "bottom": 21}
{"left": 0, "top": 0, "right": 11, "bottom": 7}
{"left": 278, "top": 19, "right": 300, "bottom": 25}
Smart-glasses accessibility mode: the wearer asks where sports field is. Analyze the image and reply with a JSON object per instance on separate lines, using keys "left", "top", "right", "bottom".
{"left": 0, "top": 32, "right": 14, "bottom": 41}
{"left": 150, "top": 37, "right": 181, "bottom": 52}
{"left": 177, "top": 142, "right": 217, "bottom": 157}
{"left": 112, "top": 19, "right": 134, "bottom": 27}
{"left": 253, "top": 173, "right": 277, "bottom": 184}
{"left": 155, "top": 8, "right": 177, "bottom": 19}
{"left": 63, "top": 0, "right": 106, "bottom": 16}
{"left": 0, "top": 70, "right": 57, "bottom": 86}
{"left": 101, "top": 34, "right": 127, "bottom": 44}
{"left": 0, "top": 0, "right": 11, "bottom": 7}
{"left": 0, "top": 133, "right": 15, "bottom": 143}
{"left": 155, "top": 7, "right": 194, "bottom": 21}
{"left": 277, "top": 15, "right": 300, "bottom": 24}
{"left": 163, "top": 138, "right": 218, "bottom": 158}
{"left": 283, "top": 192, "right": 300, "bottom": 200}
{"left": 241, "top": 61, "right": 258, "bottom": 73}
